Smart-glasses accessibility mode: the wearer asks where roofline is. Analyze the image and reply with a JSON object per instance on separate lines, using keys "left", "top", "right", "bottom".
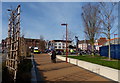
{"left": 51, "top": 40, "right": 72, "bottom": 42}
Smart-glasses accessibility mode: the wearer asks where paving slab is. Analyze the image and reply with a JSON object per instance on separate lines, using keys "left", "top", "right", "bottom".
{"left": 34, "top": 53, "right": 111, "bottom": 82}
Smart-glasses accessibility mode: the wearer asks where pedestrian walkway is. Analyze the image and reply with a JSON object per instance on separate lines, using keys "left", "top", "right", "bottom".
{"left": 34, "top": 53, "right": 111, "bottom": 82}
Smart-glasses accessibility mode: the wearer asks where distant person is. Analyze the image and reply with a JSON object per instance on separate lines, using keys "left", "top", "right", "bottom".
{"left": 51, "top": 50, "right": 56, "bottom": 63}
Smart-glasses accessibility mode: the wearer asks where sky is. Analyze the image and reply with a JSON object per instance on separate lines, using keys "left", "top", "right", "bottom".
{"left": 1, "top": 2, "right": 119, "bottom": 42}
{"left": 1, "top": 0, "right": 119, "bottom": 2}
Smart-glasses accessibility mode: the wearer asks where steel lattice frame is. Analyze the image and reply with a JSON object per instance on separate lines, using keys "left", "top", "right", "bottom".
{"left": 6, "top": 5, "right": 20, "bottom": 81}
{"left": 19, "top": 36, "right": 27, "bottom": 59}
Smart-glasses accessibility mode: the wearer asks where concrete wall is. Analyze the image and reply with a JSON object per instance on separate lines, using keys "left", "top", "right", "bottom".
{"left": 57, "top": 55, "right": 119, "bottom": 82}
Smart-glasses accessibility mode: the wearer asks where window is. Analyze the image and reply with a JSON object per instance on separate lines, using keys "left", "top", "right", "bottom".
{"left": 55, "top": 43, "right": 57, "bottom": 45}
{"left": 59, "top": 46, "right": 61, "bottom": 49}
{"left": 59, "top": 43, "right": 61, "bottom": 45}
{"left": 55, "top": 46, "right": 57, "bottom": 48}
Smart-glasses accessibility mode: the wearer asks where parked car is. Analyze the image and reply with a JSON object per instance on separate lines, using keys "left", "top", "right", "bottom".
{"left": 34, "top": 47, "right": 40, "bottom": 54}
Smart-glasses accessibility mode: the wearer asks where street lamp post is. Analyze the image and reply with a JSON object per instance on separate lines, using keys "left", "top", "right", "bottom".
{"left": 61, "top": 23, "right": 68, "bottom": 63}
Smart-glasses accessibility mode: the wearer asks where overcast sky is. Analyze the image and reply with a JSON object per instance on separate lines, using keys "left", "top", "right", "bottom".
{"left": 2, "top": 2, "right": 119, "bottom": 42}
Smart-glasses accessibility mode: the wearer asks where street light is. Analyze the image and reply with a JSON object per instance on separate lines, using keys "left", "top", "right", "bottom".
{"left": 61, "top": 23, "right": 68, "bottom": 63}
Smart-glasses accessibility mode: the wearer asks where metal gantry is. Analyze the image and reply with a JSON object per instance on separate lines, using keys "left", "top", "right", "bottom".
{"left": 6, "top": 5, "right": 21, "bottom": 81}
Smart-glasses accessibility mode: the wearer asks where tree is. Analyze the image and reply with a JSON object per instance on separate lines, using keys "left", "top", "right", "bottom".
{"left": 39, "top": 35, "right": 45, "bottom": 51}
{"left": 99, "top": 2, "right": 117, "bottom": 60}
{"left": 62, "top": 30, "right": 75, "bottom": 41}
{"left": 81, "top": 3, "right": 102, "bottom": 56}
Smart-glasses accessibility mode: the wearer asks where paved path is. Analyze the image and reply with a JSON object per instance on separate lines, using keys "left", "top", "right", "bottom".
{"left": 34, "top": 53, "right": 111, "bottom": 82}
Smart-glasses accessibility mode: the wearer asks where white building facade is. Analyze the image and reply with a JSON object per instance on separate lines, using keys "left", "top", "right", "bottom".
{"left": 50, "top": 40, "right": 72, "bottom": 50}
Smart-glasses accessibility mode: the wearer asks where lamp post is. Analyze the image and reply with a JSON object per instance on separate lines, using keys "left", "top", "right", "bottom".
{"left": 61, "top": 23, "right": 68, "bottom": 63}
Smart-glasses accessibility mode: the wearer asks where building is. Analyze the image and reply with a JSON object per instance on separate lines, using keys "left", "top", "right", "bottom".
{"left": 25, "top": 38, "right": 40, "bottom": 48}
{"left": 1, "top": 37, "right": 46, "bottom": 53}
{"left": 1, "top": 38, "right": 8, "bottom": 53}
{"left": 78, "top": 37, "right": 107, "bottom": 51}
{"left": 94, "top": 38, "right": 107, "bottom": 50}
{"left": 24, "top": 38, "right": 46, "bottom": 51}
{"left": 104, "top": 38, "right": 120, "bottom": 45}
{"left": 78, "top": 40, "right": 91, "bottom": 51}
{"left": 49, "top": 40, "right": 72, "bottom": 51}
{"left": 0, "top": 43, "right": 1, "bottom": 51}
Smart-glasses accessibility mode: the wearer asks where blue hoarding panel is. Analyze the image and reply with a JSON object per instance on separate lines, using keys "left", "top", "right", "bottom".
{"left": 100, "top": 44, "right": 120, "bottom": 59}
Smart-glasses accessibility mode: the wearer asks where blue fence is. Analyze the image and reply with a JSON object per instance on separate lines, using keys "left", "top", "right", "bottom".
{"left": 100, "top": 44, "right": 120, "bottom": 59}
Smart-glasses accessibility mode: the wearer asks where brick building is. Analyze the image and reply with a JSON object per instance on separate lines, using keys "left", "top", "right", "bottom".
{"left": 1, "top": 37, "right": 46, "bottom": 53}
{"left": 24, "top": 38, "right": 46, "bottom": 51}
{"left": 1, "top": 38, "right": 8, "bottom": 53}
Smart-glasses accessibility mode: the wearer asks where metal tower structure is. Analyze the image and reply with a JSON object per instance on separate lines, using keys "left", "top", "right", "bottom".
{"left": 6, "top": 5, "right": 21, "bottom": 81}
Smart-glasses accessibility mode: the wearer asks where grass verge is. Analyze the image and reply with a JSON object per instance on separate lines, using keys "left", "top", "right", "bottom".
{"left": 64, "top": 55, "right": 119, "bottom": 70}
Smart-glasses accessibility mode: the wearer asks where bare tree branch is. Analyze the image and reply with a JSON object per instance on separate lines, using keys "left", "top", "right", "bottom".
{"left": 62, "top": 30, "right": 75, "bottom": 41}
{"left": 81, "top": 3, "right": 102, "bottom": 56}
{"left": 99, "top": 2, "right": 118, "bottom": 60}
